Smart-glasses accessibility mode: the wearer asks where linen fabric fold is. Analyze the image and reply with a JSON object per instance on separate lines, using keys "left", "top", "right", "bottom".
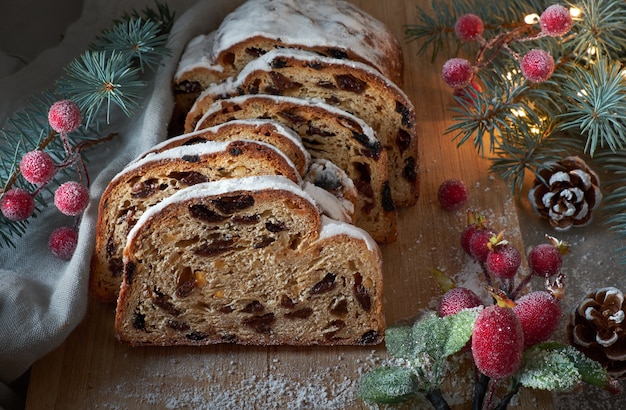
{"left": 0, "top": 0, "right": 245, "bottom": 383}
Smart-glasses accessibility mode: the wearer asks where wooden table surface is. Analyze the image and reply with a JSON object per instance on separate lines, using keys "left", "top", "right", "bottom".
{"left": 25, "top": 0, "right": 554, "bottom": 408}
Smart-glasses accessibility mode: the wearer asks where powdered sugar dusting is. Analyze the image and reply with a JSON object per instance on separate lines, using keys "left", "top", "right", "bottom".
{"left": 92, "top": 349, "right": 392, "bottom": 409}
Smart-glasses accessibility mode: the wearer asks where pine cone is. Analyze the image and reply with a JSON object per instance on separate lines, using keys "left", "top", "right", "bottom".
{"left": 567, "top": 287, "right": 626, "bottom": 378}
{"left": 528, "top": 156, "right": 602, "bottom": 230}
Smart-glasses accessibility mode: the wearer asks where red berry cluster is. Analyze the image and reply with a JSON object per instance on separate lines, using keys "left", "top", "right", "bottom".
{"left": 0, "top": 100, "right": 88, "bottom": 260}
{"left": 437, "top": 210, "right": 568, "bottom": 381}
{"left": 441, "top": 5, "right": 573, "bottom": 89}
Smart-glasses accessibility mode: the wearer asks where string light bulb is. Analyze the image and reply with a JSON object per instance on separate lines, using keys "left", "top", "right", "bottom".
{"left": 524, "top": 13, "right": 540, "bottom": 24}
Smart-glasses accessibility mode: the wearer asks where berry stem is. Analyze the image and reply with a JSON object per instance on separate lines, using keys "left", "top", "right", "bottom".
{"left": 425, "top": 388, "right": 451, "bottom": 410}
{"left": 493, "top": 381, "right": 521, "bottom": 410}
{"left": 511, "top": 273, "right": 533, "bottom": 299}
{"left": 505, "top": 277, "right": 514, "bottom": 296}
{"left": 479, "top": 261, "right": 493, "bottom": 287}
{"left": 59, "top": 132, "right": 73, "bottom": 155}
{"left": 472, "top": 373, "right": 490, "bottom": 410}
{"left": 475, "top": 25, "right": 532, "bottom": 70}
{"left": 483, "top": 379, "right": 498, "bottom": 410}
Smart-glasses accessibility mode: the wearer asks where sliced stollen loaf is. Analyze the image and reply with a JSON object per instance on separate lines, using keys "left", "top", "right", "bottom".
{"left": 192, "top": 94, "right": 397, "bottom": 243}
{"left": 173, "top": 0, "right": 403, "bottom": 98}
{"left": 90, "top": 140, "right": 302, "bottom": 302}
{"left": 141, "top": 119, "right": 311, "bottom": 177}
{"left": 140, "top": 119, "right": 358, "bottom": 223}
{"left": 185, "top": 48, "right": 419, "bottom": 207}
{"left": 115, "top": 175, "right": 385, "bottom": 346}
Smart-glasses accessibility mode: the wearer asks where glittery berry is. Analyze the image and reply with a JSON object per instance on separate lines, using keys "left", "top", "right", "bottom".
{"left": 486, "top": 242, "right": 521, "bottom": 279}
{"left": 471, "top": 305, "right": 524, "bottom": 379}
{"left": 520, "top": 49, "right": 555, "bottom": 83}
{"left": 48, "top": 100, "right": 82, "bottom": 134}
{"left": 468, "top": 227, "right": 497, "bottom": 263}
{"left": 513, "top": 290, "right": 562, "bottom": 347}
{"left": 54, "top": 181, "right": 89, "bottom": 216}
{"left": 528, "top": 243, "right": 562, "bottom": 277}
{"left": 1, "top": 188, "right": 35, "bottom": 221}
{"left": 540, "top": 4, "right": 573, "bottom": 37}
{"left": 455, "top": 14, "right": 484, "bottom": 42}
{"left": 49, "top": 226, "right": 79, "bottom": 260}
{"left": 437, "top": 179, "right": 469, "bottom": 211}
{"left": 438, "top": 287, "right": 483, "bottom": 317}
{"left": 460, "top": 211, "right": 487, "bottom": 255}
{"left": 20, "top": 150, "right": 57, "bottom": 185}
{"left": 442, "top": 58, "right": 474, "bottom": 89}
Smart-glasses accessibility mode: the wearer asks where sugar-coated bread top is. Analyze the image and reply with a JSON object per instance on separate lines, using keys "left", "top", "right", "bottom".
{"left": 188, "top": 48, "right": 412, "bottom": 131}
{"left": 175, "top": 32, "right": 222, "bottom": 80}
{"left": 150, "top": 119, "right": 310, "bottom": 165}
{"left": 126, "top": 175, "right": 378, "bottom": 252}
{"left": 125, "top": 176, "right": 315, "bottom": 244}
{"left": 193, "top": 94, "right": 379, "bottom": 151}
{"left": 318, "top": 215, "right": 380, "bottom": 256}
{"left": 116, "top": 140, "right": 301, "bottom": 186}
{"left": 174, "top": 0, "right": 402, "bottom": 85}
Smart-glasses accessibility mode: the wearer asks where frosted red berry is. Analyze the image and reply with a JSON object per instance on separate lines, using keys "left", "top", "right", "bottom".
{"left": 528, "top": 243, "right": 562, "bottom": 277}
{"left": 20, "top": 150, "right": 57, "bottom": 185}
{"left": 521, "top": 49, "right": 555, "bottom": 83}
{"left": 54, "top": 181, "right": 89, "bottom": 216}
{"left": 540, "top": 4, "right": 573, "bottom": 37}
{"left": 468, "top": 228, "right": 497, "bottom": 262}
{"left": 461, "top": 224, "right": 478, "bottom": 255}
{"left": 49, "top": 226, "right": 78, "bottom": 260}
{"left": 455, "top": 14, "right": 484, "bottom": 42}
{"left": 48, "top": 100, "right": 82, "bottom": 134}
{"left": 442, "top": 58, "right": 474, "bottom": 89}
{"left": 471, "top": 305, "right": 524, "bottom": 379}
{"left": 438, "top": 287, "right": 483, "bottom": 317}
{"left": 1, "top": 188, "right": 35, "bottom": 221}
{"left": 461, "top": 212, "right": 488, "bottom": 255}
{"left": 486, "top": 243, "right": 521, "bottom": 279}
{"left": 513, "top": 291, "right": 562, "bottom": 347}
{"left": 437, "top": 179, "right": 469, "bottom": 211}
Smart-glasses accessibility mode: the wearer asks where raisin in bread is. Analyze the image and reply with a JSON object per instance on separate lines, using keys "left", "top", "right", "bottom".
{"left": 90, "top": 140, "right": 303, "bottom": 302}
{"left": 173, "top": 0, "right": 403, "bottom": 108}
{"left": 115, "top": 175, "right": 384, "bottom": 346}
{"left": 143, "top": 119, "right": 311, "bottom": 177}
{"left": 192, "top": 94, "right": 397, "bottom": 243}
{"left": 185, "top": 48, "right": 418, "bottom": 207}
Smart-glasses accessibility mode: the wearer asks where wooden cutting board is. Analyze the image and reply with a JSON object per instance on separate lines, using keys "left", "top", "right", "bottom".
{"left": 25, "top": 0, "right": 553, "bottom": 408}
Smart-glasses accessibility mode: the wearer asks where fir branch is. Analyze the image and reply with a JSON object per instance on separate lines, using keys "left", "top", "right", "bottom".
{"left": 0, "top": 2, "right": 174, "bottom": 249}
{"left": 571, "top": 0, "right": 626, "bottom": 61}
{"left": 489, "top": 125, "right": 580, "bottom": 194}
{"left": 405, "top": 0, "right": 557, "bottom": 60}
{"left": 118, "top": 0, "right": 175, "bottom": 36}
{"left": 57, "top": 50, "right": 146, "bottom": 128}
{"left": 447, "top": 72, "right": 550, "bottom": 155}
{"left": 95, "top": 18, "right": 170, "bottom": 72}
{"left": 559, "top": 57, "right": 626, "bottom": 155}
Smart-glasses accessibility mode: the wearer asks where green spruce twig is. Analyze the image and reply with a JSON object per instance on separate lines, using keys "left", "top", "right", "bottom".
{"left": 406, "top": 0, "right": 626, "bottom": 262}
{"left": 0, "top": 1, "right": 174, "bottom": 248}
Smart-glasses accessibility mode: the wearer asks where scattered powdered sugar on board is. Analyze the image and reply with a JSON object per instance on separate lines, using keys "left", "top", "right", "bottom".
{"left": 92, "top": 350, "right": 401, "bottom": 409}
